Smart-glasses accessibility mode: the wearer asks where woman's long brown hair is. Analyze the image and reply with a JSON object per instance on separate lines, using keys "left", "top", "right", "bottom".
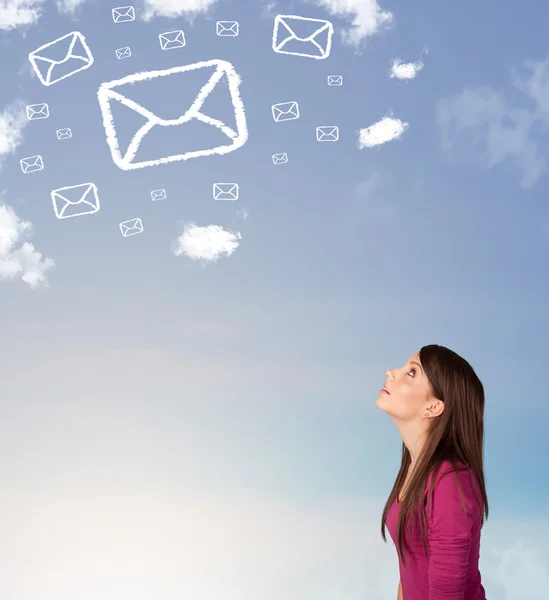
{"left": 380, "top": 344, "right": 489, "bottom": 567}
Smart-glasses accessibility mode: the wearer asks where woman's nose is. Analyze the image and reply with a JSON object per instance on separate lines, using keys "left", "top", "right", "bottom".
{"left": 385, "top": 370, "right": 392, "bottom": 380}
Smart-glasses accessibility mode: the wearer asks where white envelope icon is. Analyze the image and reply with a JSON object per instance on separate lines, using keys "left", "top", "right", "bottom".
{"left": 26, "top": 103, "right": 49, "bottom": 120}
{"left": 115, "top": 47, "right": 132, "bottom": 59}
{"left": 97, "top": 60, "right": 248, "bottom": 170}
{"left": 159, "top": 30, "right": 186, "bottom": 50}
{"left": 272, "top": 101, "right": 300, "bottom": 122}
{"left": 217, "top": 21, "right": 239, "bottom": 36}
{"left": 20, "top": 155, "right": 44, "bottom": 173}
{"left": 213, "top": 183, "right": 239, "bottom": 201}
{"left": 120, "top": 218, "right": 144, "bottom": 237}
{"left": 328, "top": 75, "right": 343, "bottom": 86}
{"left": 112, "top": 6, "right": 135, "bottom": 23}
{"left": 151, "top": 188, "right": 167, "bottom": 201}
{"left": 316, "top": 126, "right": 339, "bottom": 141}
{"left": 28, "top": 31, "right": 94, "bottom": 87}
{"left": 56, "top": 128, "right": 72, "bottom": 139}
{"left": 272, "top": 14, "right": 333, "bottom": 60}
{"left": 51, "top": 183, "right": 100, "bottom": 219}
{"left": 272, "top": 152, "right": 288, "bottom": 164}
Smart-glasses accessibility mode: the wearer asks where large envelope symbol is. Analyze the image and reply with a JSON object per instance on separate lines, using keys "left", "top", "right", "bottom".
{"left": 316, "top": 126, "right": 339, "bottom": 141}
{"left": 28, "top": 31, "right": 94, "bottom": 87}
{"left": 112, "top": 6, "right": 135, "bottom": 23}
{"left": 272, "top": 101, "right": 299, "bottom": 122}
{"left": 272, "top": 14, "right": 334, "bottom": 60}
{"left": 26, "top": 103, "right": 49, "bottom": 120}
{"left": 213, "top": 183, "right": 239, "bottom": 201}
{"left": 120, "top": 218, "right": 144, "bottom": 237}
{"left": 51, "top": 183, "right": 100, "bottom": 219}
{"left": 159, "top": 30, "right": 186, "bottom": 50}
{"left": 20, "top": 155, "right": 44, "bottom": 173}
{"left": 216, "top": 21, "right": 239, "bottom": 36}
{"left": 272, "top": 153, "right": 288, "bottom": 164}
{"left": 97, "top": 60, "right": 249, "bottom": 170}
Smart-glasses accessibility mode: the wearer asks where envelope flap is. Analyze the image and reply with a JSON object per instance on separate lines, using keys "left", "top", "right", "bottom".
{"left": 101, "top": 63, "right": 221, "bottom": 124}
{"left": 32, "top": 32, "right": 79, "bottom": 65}
{"left": 274, "top": 102, "right": 297, "bottom": 114}
{"left": 55, "top": 184, "right": 94, "bottom": 205}
{"left": 277, "top": 16, "right": 330, "bottom": 41}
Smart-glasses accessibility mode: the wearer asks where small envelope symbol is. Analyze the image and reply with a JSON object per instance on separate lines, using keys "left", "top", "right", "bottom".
{"left": 217, "top": 21, "right": 239, "bottom": 36}
{"left": 51, "top": 183, "right": 100, "bottom": 219}
{"left": 56, "top": 128, "right": 72, "bottom": 139}
{"left": 26, "top": 103, "right": 49, "bottom": 120}
{"left": 159, "top": 30, "right": 186, "bottom": 50}
{"left": 97, "top": 60, "right": 248, "bottom": 170}
{"left": 272, "top": 14, "right": 334, "bottom": 60}
{"left": 272, "top": 153, "right": 288, "bottom": 164}
{"left": 120, "top": 217, "right": 144, "bottom": 237}
{"left": 151, "top": 188, "right": 167, "bottom": 201}
{"left": 112, "top": 6, "right": 135, "bottom": 23}
{"left": 28, "top": 31, "right": 94, "bottom": 87}
{"left": 272, "top": 101, "right": 300, "bottom": 122}
{"left": 20, "top": 155, "right": 44, "bottom": 174}
{"left": 213, "top": 183, "right": 239, "bottom": 201}
{"left": 115, "top": 47, "right": 132, "bottom": 59}
{"left": 328, "top": 75, "right": 343, "bottom": 86}
{"left": 316, "top": 126, "right": 339, "bottom": 141}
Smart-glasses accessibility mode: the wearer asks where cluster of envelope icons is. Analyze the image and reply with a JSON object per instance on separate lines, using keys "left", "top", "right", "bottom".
{"left": 33, "top": 182, "right": 241, "bottom": 236}
{"left": 20, "top": 11, "right": 342, "bottom": 238}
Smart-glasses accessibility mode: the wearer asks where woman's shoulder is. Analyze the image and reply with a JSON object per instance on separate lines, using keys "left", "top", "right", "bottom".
{"left": 426, "top": 460, "right": 482, "bottom": 511}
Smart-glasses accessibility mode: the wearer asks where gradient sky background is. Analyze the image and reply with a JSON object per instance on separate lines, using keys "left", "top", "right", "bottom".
{"left": 1, "top": 0, "right": 549, "bottom": 598}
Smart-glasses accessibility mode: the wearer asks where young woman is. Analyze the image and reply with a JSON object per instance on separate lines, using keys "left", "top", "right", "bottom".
{"left": 376, "top": 344, "right": 489, "bottom": 600}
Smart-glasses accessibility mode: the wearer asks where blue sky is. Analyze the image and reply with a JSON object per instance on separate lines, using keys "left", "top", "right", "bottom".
{"left": 1, "top": 0, "right": 549, "bottom": 598}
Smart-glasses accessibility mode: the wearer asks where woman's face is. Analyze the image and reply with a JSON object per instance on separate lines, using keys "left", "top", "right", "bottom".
{"left": 376, "top": 352, "right": 435, "bottom": 422}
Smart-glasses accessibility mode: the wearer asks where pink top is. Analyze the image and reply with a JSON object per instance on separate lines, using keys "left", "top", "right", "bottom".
{"left": 386, "top": 460, "right": 487, "bottom": 600}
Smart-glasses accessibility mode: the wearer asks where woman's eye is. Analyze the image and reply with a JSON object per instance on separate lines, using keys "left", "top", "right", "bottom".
{"left": 407, "top": 368, "right": 415, "bottom": 377}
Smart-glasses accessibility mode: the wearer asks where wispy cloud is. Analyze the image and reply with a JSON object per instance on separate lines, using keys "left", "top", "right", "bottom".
{"left": 0, "top": 203, "right": 55, "bottom": 288}
{"left": 140, "top": 0, "right": 219, "bottom": 21}
{"left": 313, "top": 0, "right": 394, "bottom": 47}
{"left": 0, "top": 99, "right": 28, "bottom": 165}
{"left": 0, "top": 0, "right": 45, "bottom": 30}
{"left": 358, "top": 116, "right": 409, "bottom": 148}
{"left": 389, "top": 59, "right": 424, "bottom": 80}
{"left": 56, "top": 0, "right": 87, "bottom": 14}
{"left": 436, "top": 55, "right": 549, "bottom": 188}
{"left": 171, "top": 222, "right": 241, "bottom": 263}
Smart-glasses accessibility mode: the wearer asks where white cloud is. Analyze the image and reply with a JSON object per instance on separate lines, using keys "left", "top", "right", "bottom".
{"left": 0, "top": 203, "right": 54, "bottom": 288}
{"left": 313, "top": 0, "right": 394, "bottom": 47}
{"left": 0, "top": 99, "right": 28, "bottom": 165}
{"left": 0, "top": 0, "right": 45, "bottom": 30}
{"left": 140, "top": 0, "right": 218, "bottom": 20}
{"left": 390, "top": 59, "right": 424, "bottom": 80}
{"left": 358, "top": 116, "right": 409, "bottom": 148}
{"left": 56, "top": 0, "right": 87, "bottom": 14}
{"left": 436, "top": 55, "right": 549, "bottom": 188}
{"left": 172, "top": 222, "right": 241, "bottom": 262}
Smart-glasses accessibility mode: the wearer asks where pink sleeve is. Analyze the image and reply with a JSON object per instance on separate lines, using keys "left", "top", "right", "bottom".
{"left": 426, "top": 467, "right": 475, "bottom": 600}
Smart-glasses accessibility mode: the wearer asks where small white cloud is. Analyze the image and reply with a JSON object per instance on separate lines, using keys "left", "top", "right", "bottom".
{"left": 358, "top": 117, "right": 409, "bottom": 148}
{"left": 0, "top": 203, "right": 54, "bottom": 288}
{"left": 56, "top": 0, "right": 87, "bottom": 14}
{"left": 172, "top": 222, "right": 241, "bottom": 262}
{"left": 0, "top": 99, "right": 28, "bottom": 164}
{"left": 141, "top": 0, "right": 218, "bottom": 20}
{"left": 314, "top": 0, "right": 394, "bottom": 47}
{"left": 390, "top": 59, "right": 424, "bottom": 80}
{"left": 0, "top": 0, "right": 45, "bottom": 30}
